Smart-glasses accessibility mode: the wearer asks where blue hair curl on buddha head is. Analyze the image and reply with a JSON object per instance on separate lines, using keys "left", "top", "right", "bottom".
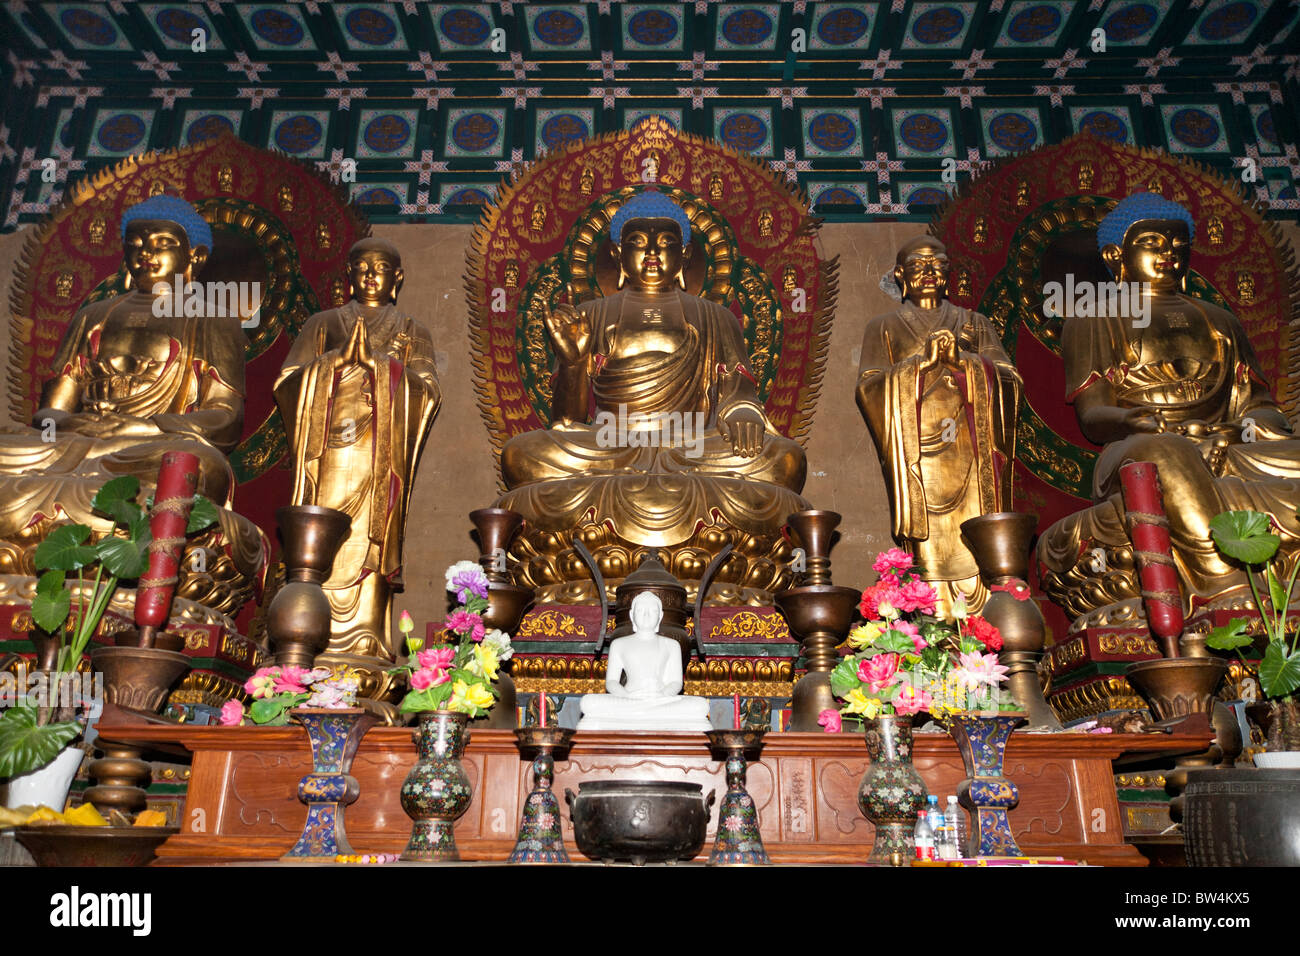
{"left": 609, "top": 191, "right": 691, "bottom": 246}
{"left": 1096, "top": 193, "right": 1195, "bottom": 260}
{"left": 120, "top": 195, "right": 213, "bottom": 251}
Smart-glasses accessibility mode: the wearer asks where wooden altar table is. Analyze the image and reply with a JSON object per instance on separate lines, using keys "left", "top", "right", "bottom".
{"left": 101, "top": 724, "right": 1210, "bottom": 866}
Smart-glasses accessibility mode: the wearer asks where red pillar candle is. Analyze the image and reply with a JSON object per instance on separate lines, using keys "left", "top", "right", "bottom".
{"left": 733, "top": 694, "right": 741, "bottom": 730}
{"left": 539, "top": 691, "right": 547, "bottom": 727}
{"left": 1118, "top": 461, "right": 1184, "bottom": 658}
{"left": 134, "top": 451, "right": 201, "bottom": 645}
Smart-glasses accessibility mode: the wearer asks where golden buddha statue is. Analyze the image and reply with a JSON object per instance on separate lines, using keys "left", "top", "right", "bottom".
{"left": 497, "top": 192, "right": 808, "bottom": 601}
{"left": 1038, "top": 193, "right": 1300, "bottom": 622}
{"left": 0, "top": 195, "right": 247, "bottom": 513}
{"left": 274, "top": 238, "right": 441, "bottom": 679}
{"left": 856, "top": 236, "right": 1022, "bottom": 615}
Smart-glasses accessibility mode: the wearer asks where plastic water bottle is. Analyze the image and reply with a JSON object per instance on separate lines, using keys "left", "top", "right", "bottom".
{"left": 926, "top": 794, "right": 943, "bottom": 833}
{"left": 945, "top": 795, "right": 966, "bottom": 858}
{"left": 914, "top": 810, "right": 935, "bottom": 861}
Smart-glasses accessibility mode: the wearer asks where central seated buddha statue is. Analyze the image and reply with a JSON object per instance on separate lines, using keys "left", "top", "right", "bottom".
{"left": 0, "top": 195, "right": 265, "bottom": 612}
{"left": 497, "top": 192, "right": 809, "bottom": 604}
{"left": 577, "top": 591, "right": 713, "bottom": 731}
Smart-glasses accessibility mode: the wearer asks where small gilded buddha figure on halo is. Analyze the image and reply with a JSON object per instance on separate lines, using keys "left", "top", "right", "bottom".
{"left": 0, "top": 195, "right": 248, "bottom": 527}
{"left": 275, "top": 238, "right": 441, "bottom": 671}
{"left": 855, "top": 235, "right": 1023, "bottom": 616}
{"left": 498, "top": 191, "right": 807, "bottom": 549}
{"left": 1038, "top": 192, "right": 1300, "bottom": 615}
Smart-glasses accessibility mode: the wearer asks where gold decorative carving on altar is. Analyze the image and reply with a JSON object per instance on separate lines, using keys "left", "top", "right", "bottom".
{"left": 1098, "top": 633, "right": 1161, "bottom": 656}
{"left": 516, "top": 609, "right": 589, "bottom": 641}
{"left": 707, "top": 611, "right": 790, "bottom": 642}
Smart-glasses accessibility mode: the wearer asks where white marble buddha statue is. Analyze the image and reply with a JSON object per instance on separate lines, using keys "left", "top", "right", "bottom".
{"left": 577, "top": 591, "right": 713, "bottom": 732}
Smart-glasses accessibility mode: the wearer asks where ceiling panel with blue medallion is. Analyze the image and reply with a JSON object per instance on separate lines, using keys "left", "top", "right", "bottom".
{"left": 0, "top": 0, "right": 1295, "bottom": 228}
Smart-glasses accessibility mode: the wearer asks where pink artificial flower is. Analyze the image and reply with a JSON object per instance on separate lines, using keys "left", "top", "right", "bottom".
{"left": 818, "top": 709, "right": 842, "bottom": 733}
{"left": 409, "top": 667, "right": 450, "bottom": 691}
{"left": 273, "top": 665, "right": 311, "bottom": 694}
{"left": 446, "top": 609, "right": 486, "bottom": 642}
{"left": 244, "top": 667, "right": 279, "bottom": 699}
{"left": 218, "top": 700, "right": 244, "bottom": 726}
{"left": 872, "top": 547, "right": 914, "bottom": 577}
{"left": 896, "top": 579, "right": 937, "bottom": 615}
{"left": 954, "top": 651, "right": 1010, "bottom": 690}
{"left": 417, "top": 647, "right": 456, "bottom": 671}
{"left": 858, "top": 652, "right": 902, "bottom": 692}
{"left": 890, "top": 619, "right": 928, "bottom": 653}
{"left": 893, "top": 683, "right": 932, "bottom": 716}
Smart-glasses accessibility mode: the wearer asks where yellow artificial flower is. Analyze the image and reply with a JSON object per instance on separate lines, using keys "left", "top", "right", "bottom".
{"left": 846, "top": 622, "right": 884, "bottom": 649}
{"left": 842, "top": 687, "right": 882, "bottom": 719}
{"left": 468, "top": 643, "right": 500, "bottom": 681}
{"left": 448, "top": 679, "right": 495, "bottom": 715}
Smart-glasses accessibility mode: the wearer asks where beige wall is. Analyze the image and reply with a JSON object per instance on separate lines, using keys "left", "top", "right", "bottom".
{"left": 4, "top": 220, "right": 1298, "bottom": 634}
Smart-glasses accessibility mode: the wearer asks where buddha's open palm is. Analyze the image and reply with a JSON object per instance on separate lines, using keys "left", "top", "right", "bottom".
{"left": 543, "top": 301, "right": 592, "bottom": 366}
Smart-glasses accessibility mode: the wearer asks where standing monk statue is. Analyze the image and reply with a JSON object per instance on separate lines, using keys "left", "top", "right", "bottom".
{"left": 855, "top": 236, "right": 1022, "bottom": 615}
{"left": 275, "top": 238, "right": 441, "bottom": 691}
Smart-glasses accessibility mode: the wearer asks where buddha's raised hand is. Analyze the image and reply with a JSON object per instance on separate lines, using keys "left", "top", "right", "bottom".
{"left": 543, "top": 285, "right": 592, "bottom": 366}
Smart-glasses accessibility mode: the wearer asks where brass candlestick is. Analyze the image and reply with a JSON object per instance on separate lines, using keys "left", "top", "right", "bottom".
{"left": 776, "top": 511, "right": 861, "bottom": 732}
{"left": 267, "top": 505, "right": 351, "bottom": 670}
{"left": 960, "top": 512, "right": 1061, "bottom": 731}
{"left": 86, "top": 645, "right": 191, "bottom": 815}
{"left": 705, "top": 729, "right": 770, "bottom": 865}
{"left": 509, "top": 725, "right": 576, "bottom": 863}
{"left": 1126, "top": 655, "right": 1227, "bottom": 822}
{"left": 470, "top": 508, "right": 533, "bottom": 729}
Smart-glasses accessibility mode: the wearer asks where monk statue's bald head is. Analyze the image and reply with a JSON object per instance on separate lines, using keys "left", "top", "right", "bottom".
{"left": 893, "top": 236, "right": 949, "bottom": 308}
{"left": 347, "top": 238, "right": 404, "bottom": 305}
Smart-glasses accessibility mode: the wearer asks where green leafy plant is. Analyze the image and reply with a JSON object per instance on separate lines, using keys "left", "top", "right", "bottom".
{"left": 0, "top": 476, "right": 217, "bottom": 779}
{"left": 1205, "top": 510, "right": 1300, "bottom": 751}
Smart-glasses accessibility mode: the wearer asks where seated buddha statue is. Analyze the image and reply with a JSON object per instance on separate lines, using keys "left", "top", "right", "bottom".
{"left": 497, "top": 192, "right": 808, "bottom": 598}
{"left": 274, "top": 238, "right": 441, "bottom": 674}
{"left": 577, "top": 591, "right": 712, "bottom": 731}
{"left": 1038, "top": 193, "right": 1300, "bottom": 621}
{"left": 855, "top": 236, "right": 1022, "bottom": 616}
{"left": 0, "top": 196, "right": 263, "bottom": 580}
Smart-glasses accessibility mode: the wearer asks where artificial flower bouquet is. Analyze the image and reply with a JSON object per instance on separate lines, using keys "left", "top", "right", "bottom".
{"left": 221, "top": 665, "right": 362, "bottom": 725}
{"left": 388, "top": 561, "right": 514, "bottom": 718}
{"left": 820, "top": 547, "right": 1018, "bottom": 732}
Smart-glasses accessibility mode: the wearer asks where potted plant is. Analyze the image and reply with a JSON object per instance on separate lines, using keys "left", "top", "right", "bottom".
{"left": 391, "top": 561, "right": 513, "bottom": 861}
{"left": 0, "top": 475, "right": 216, "bottom": 811}
{"left": 1204, "top": 510, "right": 1300, "bottom": 764}
{"left": 1181, "top": 510, "right": 1300, "bottom": 866}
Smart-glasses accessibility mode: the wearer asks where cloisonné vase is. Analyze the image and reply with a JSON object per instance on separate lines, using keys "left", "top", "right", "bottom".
{"left": 400, "top": 710, "right": 473, "bottom": 862}
{"left": 858, "top": 714, "right": 928, "bottom": 863}
{"left": 283, "top": 708, "right": 377, "bottom": 860}
{"left": 706, "top": 729, "right": 770, "bottom": 865}
{"left": 508, "top": 726, "right": 575, "bottom": 863}
{"left": 948, "top": 713, "right": 1026, "bottom": 857}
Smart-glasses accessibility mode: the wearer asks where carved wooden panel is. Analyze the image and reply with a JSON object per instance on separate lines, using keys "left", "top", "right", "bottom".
{"left": 100, "top": 725, "right": 1209, "bottom": 865}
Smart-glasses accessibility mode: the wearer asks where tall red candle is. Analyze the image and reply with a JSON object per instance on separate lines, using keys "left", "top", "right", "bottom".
{"left": 539, "top": 691, "right": 547, "bottom": 727}
{"left": 733, "top": 693, "right": 741, "bottom": 730}
{"left": 134, "top": 451, "right": 200, "bottom": 645}
{"left": 1118, "top": 461, "right": 1184, "bottom": 658}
